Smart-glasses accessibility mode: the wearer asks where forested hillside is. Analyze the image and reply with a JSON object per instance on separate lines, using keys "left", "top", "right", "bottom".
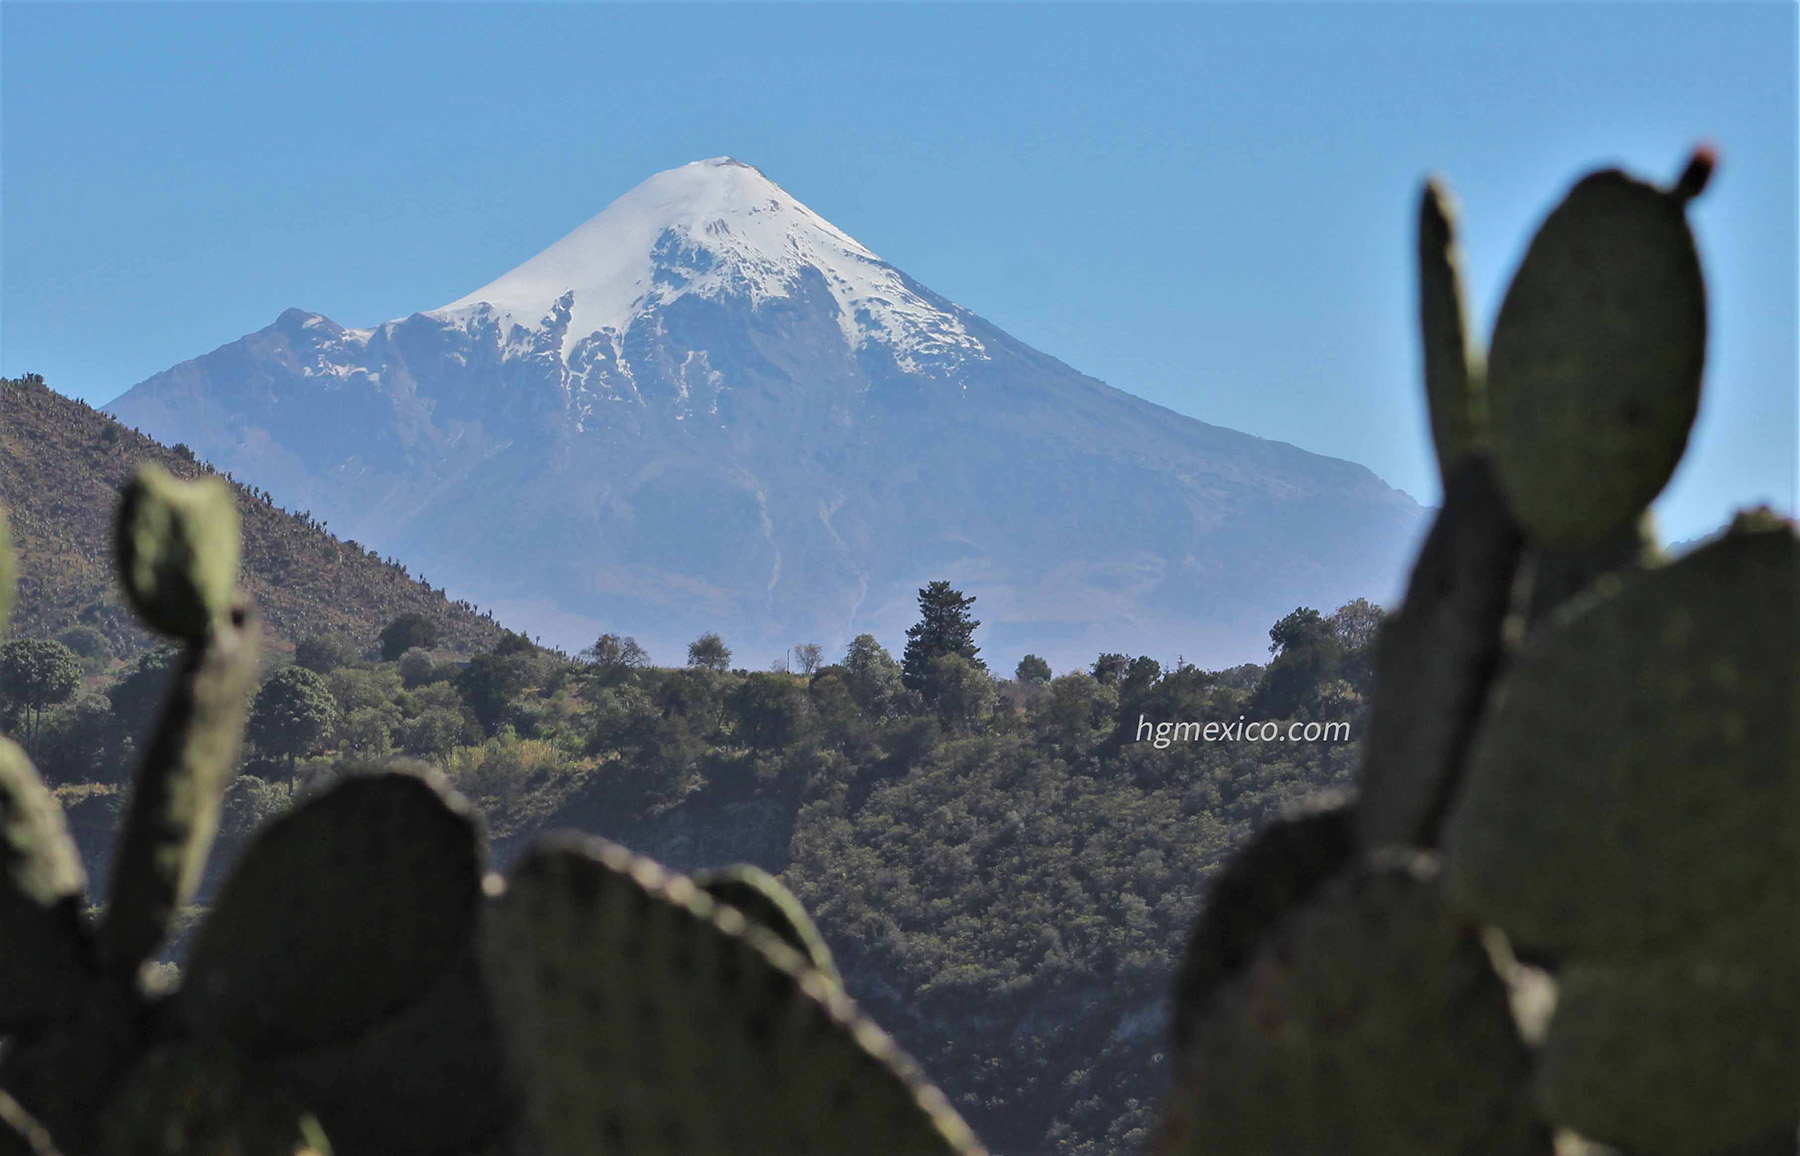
{"left": 0, "top": 373, "right": 507, "bottom": 658}
{"left": 2, "top": 533, "right": 1379, "bottom": 1154}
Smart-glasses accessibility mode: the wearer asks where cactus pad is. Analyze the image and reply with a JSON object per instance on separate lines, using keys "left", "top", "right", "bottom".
{"left": 100, "top": 603, "right": 259, "bottom": 978}
{"left": 1443, "top": 521, "right": 1798, "bottom": 957}
{"left": 1536, "top": 905, "right": 1799, "bottom": 1156}
{"left": 96, "top": 1045, "right": 330, "bottom": 1156}
{"left": 1356, "top": 458, "right": 1523, "bottom": 850}
{"left": 1, "top": 1090, "right": 60, "bottom": 1156}
{"left": 270, "top": 945, "right": 517, "bottom": 1156}
{"left": 113, "top": 464, "right": 242, "bottom": 643}
{"left": 1169, "top": 796, "right": 1355, "bottom": 1052}
{"left": 177, "top": 768, "right": 484, "bottom": 1054}
{"left": 482, "top": 834, "right": 986, "bottom": 1156}
{"left": 691, "top": 864, "right": 841, "bottom": 986}
{"left": 1418, "top": 178, "right": 1485, "bottom": 477}
{"left": 1154, "top": 853, "right": 1540, "bottom": 1156}
{"left": 1486, "top": 162, "right": 1708, "bottom": 544}
{"left": 0, "top": 739, "right": 94, "bottom": 1029}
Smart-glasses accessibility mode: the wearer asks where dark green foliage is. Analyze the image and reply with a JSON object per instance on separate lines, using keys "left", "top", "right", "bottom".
{"left": 726, "top": 673, "right": 810, "bottom": 751}
{"left": 843, "top": 633, "right": 906, "bottom": 716}
{"left": 579, "top": 632, "right": 648, "bottom": 675}
{"left": 377, "top": 613, "right": 438, "bottom": 662}
{"left": 453, "top": 650, "right": 532, "bottom": 735}
{"left": 902, "top": 581, "right": 984, "bottom": 695}
{"left": 395, "top": 648, "right": 439, "bottom": 689}
{"left": 1090, "top": 653, "right": 1128, "bottom": 686}
{"left": 1014, "top": 654, "right": 1051, "bottom": 684}
{"left": 926, "top": 653, "right": 995, "bottom": 733}
{"left": 0, "top": 641, "right": 82, "bottom": 739}
{"left": 293, "top": 633, "right": 359, "bottom": 675}
{"left": 686, "top": 631, "right": 731, "bottom": 672}
{"left": 53, "top": 628, "right": 111, "bottom": 666}
{"left": 246, "top": 666, "right": 336, "bottom": 776}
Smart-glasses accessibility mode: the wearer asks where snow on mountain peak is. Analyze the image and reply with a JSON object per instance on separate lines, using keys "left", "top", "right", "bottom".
{"left": 432, "top": 158, "right": 986, "bottom": 369}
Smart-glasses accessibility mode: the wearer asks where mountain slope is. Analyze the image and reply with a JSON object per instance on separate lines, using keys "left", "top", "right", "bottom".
{"left": 1, "top": 373, "right": 508, "bottom": 657}
{"left": 107, "top": 158, "right": 1424, "bottom": 668}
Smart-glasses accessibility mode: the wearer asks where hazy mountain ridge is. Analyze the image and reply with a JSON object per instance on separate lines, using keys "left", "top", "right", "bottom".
{"left": 108, "top": 158, "right": 1424, "bottom": 668}
{"left": 0, "top": 373, "right": 508, "bottom": 659}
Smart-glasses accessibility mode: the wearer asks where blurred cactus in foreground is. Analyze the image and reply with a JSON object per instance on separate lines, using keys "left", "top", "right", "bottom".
{"left": 1152, "top": 147, "right": 1798, "bottom": 1156}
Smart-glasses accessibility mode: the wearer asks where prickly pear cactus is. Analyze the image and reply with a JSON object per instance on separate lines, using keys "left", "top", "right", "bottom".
{"left": 1158, "top": 853, "right": 1541, "bottom": 1155}
{"left": 0, "top": 477, "right": 508, "bottom": 1156}
{"left": 481, "top": 834, "right": 986, "bottom": 1156}
{"left": 113, "top": 463, "right": 241, "bottom": 644}
{"left": 1486, "top": 153, "right": 1713, "bottom": 545}
{"left": 1443, "top": 520, "right": 1797, "bottom": 957}
{"left": 1169, "top": 795, "right": 1356, "bottom": 1051}
{"left": 1534, "top": 896, "right": 1799, "bottom": 1156}
{"left": 95, "top": 1045, "right": 329, "bottom": 1156}
{"left": 1417, "top": 178, "right": 1486, "bottom": 478}
{"left": 0, "top": 738, "right": 93, "bottom": 1029}
{"left": 177, "top": 767, "right": 484, "bottom": 1053}
{"left": 691, "top": 864, "right": 842, "bottom": 986}
{"left": 1, "top": 1090, "right": 59, "bottom": 1156}
{"left": 1157, "top": 147, "right": 1797, "bottom": 1156}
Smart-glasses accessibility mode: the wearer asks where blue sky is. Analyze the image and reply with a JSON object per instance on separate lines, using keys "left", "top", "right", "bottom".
{"left": 3, "top": 2, "right": 1794, "bottom": 545}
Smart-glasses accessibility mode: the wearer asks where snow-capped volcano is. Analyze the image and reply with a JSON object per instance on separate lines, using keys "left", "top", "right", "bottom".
{"left": 434, "top": 158, "right": 985, "bottom": 374}
{"left": 108, "top": 159, "right": 1424, "bottom": 668}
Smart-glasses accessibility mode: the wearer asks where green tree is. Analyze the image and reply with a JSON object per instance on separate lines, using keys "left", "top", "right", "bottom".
{"left": 582, "top": 633, "right": 649, "bottom": 671}
{"left": 687, "top": 632, "right": 732, "bottom": 673}
{"left": 455, "top": 651, "right": 533, "bottom": 735}
{"left": 928, "top": 653, "right": 996, "bottom": 734}
{"left": 247, "top": 665, "right": 338, "bottom": 784}
{"left": 729, "top": 673, "right": 812, "bottom": 751}
{"left": 1015, "top": 654, "right": 1052, "bottom": 684}
{"left": 843, "top": 635, "right": 905, "bottom": 716}
{"left": 901, "top": 581, "right": 984, "bottom": 695}
{"left": 793, "top": 642, "right": 825, "bottom": 676}
{"left": 1254, "top": 606, "right": 1346, "bottom": 719}
{"left": 1091, "top": 653, "right": 1130, "bottom": 686}
{"left": 295, "top": 632, "right": 360, "bottom": 674}
{"left": 377, "top": 612, "right": 439, "bottom": 661}
{"left": 0, "top": 638, "right": 82, "bottom": 739}
{"left": 398, "top": 647, "right": 440, "bottom": 688}
{"left": 55, "top": 625, "right": 113, "bottom": 674}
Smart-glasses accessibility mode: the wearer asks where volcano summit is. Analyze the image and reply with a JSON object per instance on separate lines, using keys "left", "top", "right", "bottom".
{"left": 108, "top": 158, "right": 1423, "bottom": 667}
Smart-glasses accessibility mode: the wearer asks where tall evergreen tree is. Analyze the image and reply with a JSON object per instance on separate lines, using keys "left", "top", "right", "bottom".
{"left": 902, "top": 581, "right": 984, "bottom": 693}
